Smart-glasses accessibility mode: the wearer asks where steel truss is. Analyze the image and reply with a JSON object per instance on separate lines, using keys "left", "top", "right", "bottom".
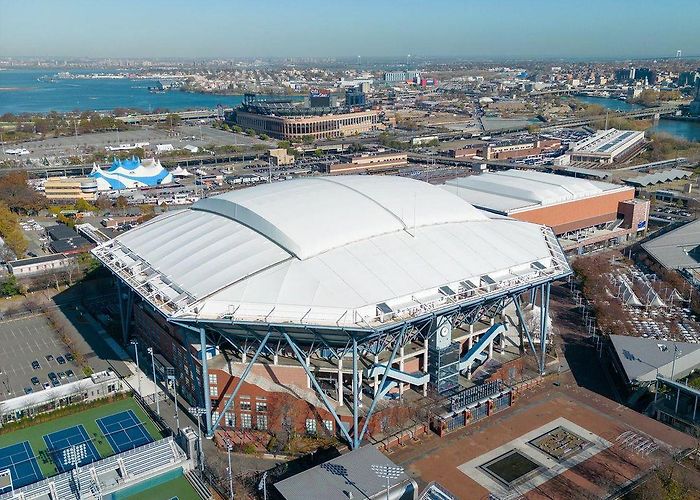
{"left": 160, "top": 280, "right": 555, "bottom": 450}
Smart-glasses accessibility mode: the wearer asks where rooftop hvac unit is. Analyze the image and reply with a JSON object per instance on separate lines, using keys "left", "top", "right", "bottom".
{"left": 376, "top": 302, "right": 394, "bottom": 322}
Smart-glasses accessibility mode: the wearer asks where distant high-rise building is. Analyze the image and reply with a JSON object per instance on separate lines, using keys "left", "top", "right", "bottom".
{"left": 690, "top": 78, "right": 700, "bottom": 117}
{"left": 384, "top": 71, "right": 408, "bottom": 83}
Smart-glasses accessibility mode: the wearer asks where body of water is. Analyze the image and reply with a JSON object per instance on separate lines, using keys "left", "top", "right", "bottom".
{"left": 0, "top": 69, "right": 249, "bottom": 114}
{"left": 574, "top": 95, "right": 700, "bottom": 142}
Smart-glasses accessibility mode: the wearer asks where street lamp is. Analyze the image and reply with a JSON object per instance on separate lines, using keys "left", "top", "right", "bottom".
{"left": 223, "top": 437, "right": 234, "bottom": 500}
{"left": 147, "top": 347, "right": 160, "bottom": 416}
{"left": 189, "top": 406, "right": 206, "bottom": 473}
{"left": 371, "top": 464, "right": 404, "bottom": 500}
{"left": 130, "top": 339, "right": 141, "bottom": 397}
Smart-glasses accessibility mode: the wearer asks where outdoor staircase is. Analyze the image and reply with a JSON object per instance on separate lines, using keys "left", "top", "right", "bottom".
{"left": 185, "top": 470, "right": 213, "bottom": 500}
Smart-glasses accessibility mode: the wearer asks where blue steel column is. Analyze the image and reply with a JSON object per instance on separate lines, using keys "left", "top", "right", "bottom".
{"left": 199, "top": 327, "right": 213, "bottom": 437}
{"left": 211, "top": 331, "right": 272, "bottom": 431}
{"left": 116, "top": 280, "right": 133, "bottom": 344}
{"left": 513, "top": 295, "right": 537, "bottom": 357}
{"left": 358, "top": 325, "right": 406, "bottom": 445}
{"left": 281, "top": 331, "right": 354, "bottom": 446}
{"left": 352, "top": 337, "right": 359, "bottom": 449}
{"left": 539, "top": 282, "right": 551, "bottom": 375}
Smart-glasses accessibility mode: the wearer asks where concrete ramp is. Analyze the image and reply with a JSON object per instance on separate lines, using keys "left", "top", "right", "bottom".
{"left": 458, "top": 323, "right": 506, "bottom": 372}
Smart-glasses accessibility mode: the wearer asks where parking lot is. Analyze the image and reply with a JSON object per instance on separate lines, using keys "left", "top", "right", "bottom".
{"left": 0, "top": 315, "right": 83, "bottom": 400}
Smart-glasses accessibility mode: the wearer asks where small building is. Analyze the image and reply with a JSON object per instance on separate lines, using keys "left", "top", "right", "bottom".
{"left": 0, "top": 370, "right": 123, "bottom": 425}
{"left": 641, "top": 219, "right": 700, "bottom": 283}
{"left": 328, "top": 152, "right": 408, "bottom": 174}
{"left": 7, "top": 254, "right": 73, "bottom": 277}
{"left": 44, "top": 177, "right": 98, "bottom": 201}
{"left": 274, "top": 446, "right": 418, "bottom": 500}
{"left": 268, "top": 148, "right": 294, "bottom": 166}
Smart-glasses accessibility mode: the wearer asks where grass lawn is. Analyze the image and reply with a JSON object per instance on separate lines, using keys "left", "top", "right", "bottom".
{"left": 0, "top": 397, "right": 163, "bottom": 479}
{"left": 118, "top": 473, "right": 201, "bottom": 500}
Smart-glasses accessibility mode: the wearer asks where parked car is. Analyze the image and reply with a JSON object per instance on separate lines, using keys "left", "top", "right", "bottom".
{"left": 58, "top": 372, "right": 66, "bottom": 380}
{"left": 51, "top": 379, "right": 60, "bottom": 387}
{"left": 48, "top": 372, "right": 57, "bottom": 381}
{"left": 45, "top": 355, "right": 54, "bottom": 362}
{"left": 32, "top": 360, "right": 40, "bottom": 370}
{"left": 43, "top": 382, "right": 51, "bottom": 390}
{"left": 31, "top": 376, "right": 40, "bottom": 385}
{"left": 65, "top": 353, "right": 74, "bottom": 362}
{"left": 65, "top": 370, "right": 75, "bottom": 378}
{"left": 57, "top": 356, "right": 66, "bottom": 365}
{"left": 24, "top": 387, "right": 33, "bottom": 395}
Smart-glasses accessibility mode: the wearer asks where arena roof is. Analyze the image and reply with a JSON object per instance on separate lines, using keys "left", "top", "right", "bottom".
{"left": 570, "top": 128, "right": 645, "bottom": 158}
{"left": 442, "top": 170, "right": 630, "bottom": 215}
{"left": 641, "top": 219, "right": 700, "bottom": 270}
{"left": 93, "top": 175, "right": 570, "bottom": 329}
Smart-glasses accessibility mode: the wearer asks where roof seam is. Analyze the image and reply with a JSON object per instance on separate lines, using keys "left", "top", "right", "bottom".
{"left": 314, "top": 177, "right": 409, "bottom": 230}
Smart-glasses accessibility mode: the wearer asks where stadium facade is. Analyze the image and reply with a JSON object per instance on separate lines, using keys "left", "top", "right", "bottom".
{"left": 229, "top": 94, "right": 382, "bottom": 140}
{"left": 94, "top": 175, "right": 571, "bottom": 448}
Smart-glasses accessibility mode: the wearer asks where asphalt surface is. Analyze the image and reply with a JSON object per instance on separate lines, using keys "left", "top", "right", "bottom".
{"left": 0, "top": 315, "right": 82, "bottom": 399}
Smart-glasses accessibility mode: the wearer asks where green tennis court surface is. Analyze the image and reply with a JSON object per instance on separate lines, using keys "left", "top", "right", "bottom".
{"left": 0, "top": 398, "right": 162, "bottom": 479}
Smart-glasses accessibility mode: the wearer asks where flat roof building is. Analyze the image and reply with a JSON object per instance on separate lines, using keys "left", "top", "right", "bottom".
{"left": 44, "top": 177, "right": 97, "bottom": 201}
{"left": 569, "top": 129, "right": 646, "bottom": 164}
{"left": 641, "top": 219, "right": 700, "bottom": 283}
{"left": 275, "top": 446, "right": 417, "bottom": 500}
{"left": 328, "top": 152, "right": 408, "bottom": 174}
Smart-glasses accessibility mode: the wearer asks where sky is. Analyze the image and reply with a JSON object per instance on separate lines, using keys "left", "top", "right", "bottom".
{"left": 1, "top": 0, "right": 699, "bottom": 60}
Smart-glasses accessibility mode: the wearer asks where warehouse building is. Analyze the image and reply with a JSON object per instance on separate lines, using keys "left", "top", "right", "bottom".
{"left": 442, "top": 170, "right": 649, "bottom": 254}
{"left": 569, "top": 129, "right": 646, "bottom": 164}
{"left": 327, "top": 152, "right": 408, "bottom": 174}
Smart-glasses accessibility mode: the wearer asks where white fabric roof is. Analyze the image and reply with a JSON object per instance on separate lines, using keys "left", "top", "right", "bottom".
{"left": 94, "top": 175, "right": 570, "bottom": 327}
{"left": 443, "top": 170, "right": 628, "bottom": 214}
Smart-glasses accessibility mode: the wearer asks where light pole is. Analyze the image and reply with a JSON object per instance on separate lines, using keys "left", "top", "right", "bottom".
{"left": 147, "top": 347, "right": 160, "bottom": 416}
{"left": 63, "top": 443, "right": 87, "bottom": 499}
{"left": 130, "top": 339, "right": 141, "bottom": 397}
{"left": 189, "top": 406, "right": 206, "bottom": 473}
{"left": 671, "top": 344, "right": 681, "bottom": 380}
{"left": 223, "top": 438, "right": 233, "bottom": 500}
{"left": 371, "top": 464, "right": 404, "bottom": 500}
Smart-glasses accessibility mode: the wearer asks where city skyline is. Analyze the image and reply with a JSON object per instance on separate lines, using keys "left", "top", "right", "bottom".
{"left": 1, "top": 0, "right": 699, "bottom": 60}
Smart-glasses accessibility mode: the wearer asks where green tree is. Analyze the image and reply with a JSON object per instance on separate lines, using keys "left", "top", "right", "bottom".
{"left": 245, "top": 128, "right": 256, "bottom": 136}
{"left": 301, "top": 135, "right": 314, "bottom": 145}
{"left": 0, "top": 275, "right": 21, "bottom": 297}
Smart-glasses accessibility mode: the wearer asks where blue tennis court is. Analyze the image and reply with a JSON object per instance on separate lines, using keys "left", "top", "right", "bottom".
{"left": 43, "top": 425, "right": 100, "bottom": 473}
{"left": 96, "top": 410, "right": 153, "bottom": 454}
{"left": 0, "top": 441, "right": 43, "bottom": 489}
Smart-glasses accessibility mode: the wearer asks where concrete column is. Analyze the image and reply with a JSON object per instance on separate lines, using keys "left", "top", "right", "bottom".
{"left": 488, "top": 338, "right": 493, "bottom": 359}
{"left": 241, "top": 351, "right": 246, "bottom": 363}
{"left": 273, "top": 352, "right": 278, "bottom": 365}
{"left": 468, "top": 334, "right": 473, "bottom": 350}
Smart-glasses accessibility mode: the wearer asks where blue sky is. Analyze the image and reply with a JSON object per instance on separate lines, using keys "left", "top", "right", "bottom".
{"left": 1, "top": 0, "right": 698, "bottom": 60}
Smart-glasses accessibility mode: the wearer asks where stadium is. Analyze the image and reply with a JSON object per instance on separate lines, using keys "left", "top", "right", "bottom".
{"left": 93, "top": 175, "right": 571, "bottom": 449}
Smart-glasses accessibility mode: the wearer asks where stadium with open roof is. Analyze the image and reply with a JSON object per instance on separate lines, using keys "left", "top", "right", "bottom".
{"left": 94, "top": 175, "right": 571, "bottom": 448}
